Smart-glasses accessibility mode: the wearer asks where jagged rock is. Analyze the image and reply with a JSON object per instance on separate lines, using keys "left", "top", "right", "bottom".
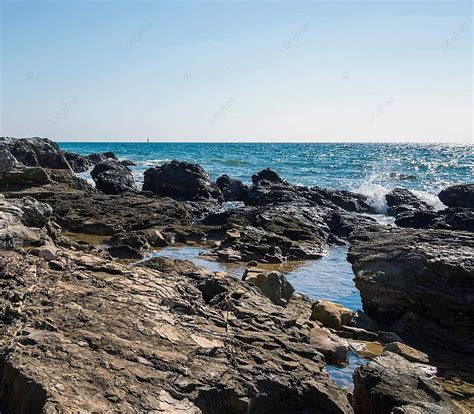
{"left": 310, "top": 300, "right": 354, "bottom": 329}
{"left": 353, "top": 351, "right": 459, "bottom": 413}
{"left": 0, "top": 195, "right": 48, "bottom": 247}
{"left": 385, "top": 188, "right": 433, "bottom": 217}
{"left": 258, "top": 271, "right": 295, "bottom": 307}
{"left": 87, "top": 151, "right": 117, "bottom": 164}
{"left": 395, "top": 207, "right": 474, "bottom": 232}
{"left": 91, "top": 160, "right": 136, "bottom": 194}
{"left": 64, "top": 152, "right": 92, "bottom": 173}
{"left": 348, "top": 225, "right": 474, "bottom": 352}
{"left": 384, "top": 342, "right": 429, "bottom": 364}
{"left": 143, "top": 160, "right": 223, "bottom": 202}
{"left": 439, "top": 184, "right": 474, "bottom": 208}
{"left": 0, "top": 149, "right": 22, "bottom": 173}
{"left": 14, "top": 197, "right": 52, "bottom": 228}
{"left": 216, "top": 174, "right": 248, "bottom": 201}
{"left": 252, "top": 168, "right": 288, "bottom": 185}
{"left": 0, "top": 249, "right": 354, "bottom": 413}
{"left": 0, "top": 137, "right": 71, "bottom": 170}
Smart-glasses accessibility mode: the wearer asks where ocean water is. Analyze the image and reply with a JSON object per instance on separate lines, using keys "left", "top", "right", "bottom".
{"left": 59, "top": 142, "right": 473, "bottom": 213}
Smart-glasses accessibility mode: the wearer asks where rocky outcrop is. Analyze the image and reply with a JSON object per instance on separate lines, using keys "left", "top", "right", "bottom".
{"left": 0, "top": 249, "right": 354, "bottom": 413}
{"left": 216, "top": 174, "right": 248, "bottom": 201}
{"left": 244, "top": 169, "right": 375, "bottom": 214}
{"left": 439, "top": 184, "right": 474, "bottom": 208}
{"left": 143, "top": 160, "right": 223, "bottom": 202}
{"left": 91, "top": 160, "right": 136, "bottom": 194}
{"left": 87, "top": 151, "right": 117, "bottom": 164}
{"left": 353, "top": 351, "right": 460, "bottom": 413}
{"left": 63, "top": 152, "right": 92, "bottom": 173}
{"left": 385, "top": 188, "right": 433, "bottom": 217}
{"left": 348, "top": 225, "right": 474, "bottom": 352}
{"left": 395, "top": 207, "right": 474, "bottom": 232}
{"left": 0, "top": 137, "right": 71, "bottom": 170}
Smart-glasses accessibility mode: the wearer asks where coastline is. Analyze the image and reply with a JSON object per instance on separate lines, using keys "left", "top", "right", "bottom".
{"left": 0, "top": 137, "right": 473, "bottom": 413}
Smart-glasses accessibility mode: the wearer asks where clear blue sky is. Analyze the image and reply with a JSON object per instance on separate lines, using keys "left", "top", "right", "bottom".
{"left": 1, "top": 0, "right": 472, "bottom": 142}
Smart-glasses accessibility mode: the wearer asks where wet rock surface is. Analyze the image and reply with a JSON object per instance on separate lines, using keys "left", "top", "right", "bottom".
{"left": 385, "top": 188, "right": 433, "bottom": 217}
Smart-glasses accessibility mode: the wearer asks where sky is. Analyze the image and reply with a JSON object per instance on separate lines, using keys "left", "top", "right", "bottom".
{"left": 0, "top": 0, "right": 472, "bottom": 143}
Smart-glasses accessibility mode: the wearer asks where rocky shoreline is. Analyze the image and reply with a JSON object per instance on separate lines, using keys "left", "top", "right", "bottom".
{"left": 0, "top": 137, "right": 473, "bottom": 413}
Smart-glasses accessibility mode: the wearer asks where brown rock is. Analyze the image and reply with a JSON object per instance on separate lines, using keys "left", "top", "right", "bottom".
{"left": 310, "top": 300, "right": 354, "bottom": 329}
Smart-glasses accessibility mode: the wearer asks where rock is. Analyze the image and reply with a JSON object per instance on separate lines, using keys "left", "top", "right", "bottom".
{"left": 0, "top": 137, "right": 72, "bottom": 170}
{"left": 385, "top": 188, "right": 433, "bottom": 217}
{"left": 91, "top": 160, "right": 136, "bottom": 194}
{"left": 0, "top": 166, "right": 52, "bottom": 190}
{"left": 258, "top": 271, "right": 295, "bottom": 307}
{"left": 0, "top": 195, "right": 47, "bottom": 246}
{"left": 349, "top": 310, "right": 378, "bottom": 332}
{"left": 108, "top": 232, "right": 149, "bottom": 251}
{"left": 14, "top": 197, "right": 53, "bottom": 228}
{"left": 143, "top": 160, "right": 223, "bottom": 202}
{"left": 310, "top": 300, "right": 354, "bottom": 329}
{"left": 385, "top": 342, "right": 430, "bottom": 364}
{"left": 389, "top": 173, "right": 416, "bottom": 181}
{"left": 145, "top": 230, "right": 168, "bottom": 247}
{"left": 0, "top": 149, "right": 22, "bottom": 173}
{"left": 29, "top": 246, "right": 57, "bottom": 261}
{"left": 309, "top": 326, "right": 350, "bottom": 364}
{"left": 216, "top": 174, "right": 248, "bottom": 201}
{"left": 120, "top": 159, "right": 136, "bottom": 167}
{"left": 0, "top": 249, "right": 353, "bottom": 413}
{"left": 378, "top": 331, "right": 403, "bottom": 344}
{"left": 439, "top": 184, "right": 474, "bottom": 208}
{"left": 63, "top": 152, "right": 92, "bottom": 173}
{"left": 395, "top": 207, "right": 474, "bottom": 232}
{"left": 87, "top": 151, "right": 117, "bottom": 164}
{"left": 353, "top": 351, "right": 459, "bottom": 413}
{"left": 348, "top": 225, "right": 474, "bottom": 352}
{"left": 107, "top": 245, "right": 144, "bottom": 260}
{"left": 308, "top": 187, "right": 375, "bottom": 214}
{"left": 252, "top": 168, "right": 287, "bottom": 185}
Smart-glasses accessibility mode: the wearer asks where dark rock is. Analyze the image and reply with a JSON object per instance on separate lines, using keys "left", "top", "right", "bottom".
{"left": 119, "top": 159, "right": 136, "bottom": 167}
{"left": 438, "top": 184, "right": 474, "bottom": 208}
{"left": 0, "top": 137, "right": 71, "bottom": 170}
{"left": 0, "top": 149, "right": 22, "bottom": 173}
{"left": 0, "top": 166, "right": 52, "bottom": 190}
{"left": 91, "top": 160, "right": 136, "bottom": 195}
{"left": 108, "top": 232, "right": 149, "bottom": 250}
{"left": 251, "top": 168, "right": 287, "bottom": 185}
{"left": 143, "top": 160, "right": 223, "bottom": 202}
{"left": 63, "top": 152, "right": 92, "bottom": 173}
{"left": 348, "top": 225, "right": 474, "bottom": 352}
{"left": 353, "top": 351, "right": 459, "bottom": 413}
{"left": 107, "top": 245, "right": 144, "bottom": 259}
{"left": 258, "top": 271, "right": 295, "bottom": 307}
{"left": 349, "top": 310, "right": 378, "bottom": 332}
{"left": 308, "top": 187, "right": 375, "bottom": 214}
{"left": 15, "top": 197, "right": 53, "bottom": 228}
{"left": 385, "top": 188, "right": 433, "bottom": 217}
{"left": 87, "top": 151, "right": 117, "bottom": 164}
{"left": 216, "top": 174, "right": 248, "bottom": 201}
{"left": 395, "top": 207, "right": 474, "bottom": 232}
{"left": 389, "top": 173, "right": 416, "bottom": 181}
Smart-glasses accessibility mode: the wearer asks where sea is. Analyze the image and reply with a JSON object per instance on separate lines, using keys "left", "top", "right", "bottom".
{"left": 59, "top": 142, "right": 473, "bottom": 387}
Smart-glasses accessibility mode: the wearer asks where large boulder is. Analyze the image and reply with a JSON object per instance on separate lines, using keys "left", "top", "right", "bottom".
{"left": 438, "top": 184, "right": 474, "bottom": 208}
{"left": 251, "top": 168, "right": 288, "bottom": 185}
{"left": 15, "top": 197, "right": 53, "bottom": 228}
{"left": 395, "top": 207, "right": 474, "bottom": 232}
{"left": 0, "top": 137, "right": 71, "bottom": 170}
{"left": 87, "top": 151, "right": 117, "bottom": 164}
{"left": 348, "top": 225, "right": 474, "bottom": 352}
{"left": 91, "top": 160, "right": 136, "bottom": 194}
{"left": 385, "top": 188, "right": 433, "bottom": 217}
{"left": 143, "top": 160, "right": 223, "bottom": 202}
{"left": 258, "top": 271, "right": 295, "bottom": 307}
{"left": 216, "top": 174, "right": 248, "bottom": 201}
{"left": 353, "top": 351, "right": 459, "bottom": 413}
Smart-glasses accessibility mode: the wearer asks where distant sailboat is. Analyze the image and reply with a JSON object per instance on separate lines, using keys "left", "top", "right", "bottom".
{"left": 147, "top": 137, "right": 150, "bottom": 143}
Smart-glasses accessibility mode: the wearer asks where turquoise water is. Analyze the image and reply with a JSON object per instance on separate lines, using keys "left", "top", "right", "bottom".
{"left": 59, "top": 142, "right": 473, "bottom": 212}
